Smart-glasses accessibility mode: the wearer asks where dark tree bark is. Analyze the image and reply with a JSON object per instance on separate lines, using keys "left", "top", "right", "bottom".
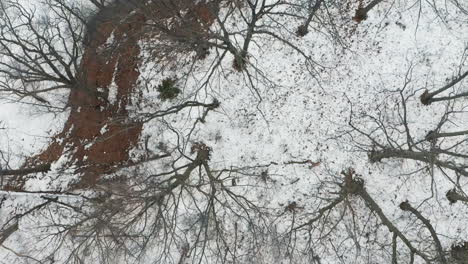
{"left": 420, "top": 70, "right": 468, "bottom": 105}
{"left": 297, "top": 0, "right": 323, "bottom": 37}
{"left": 0, "top": 164, "right": 51, "bottom": 177}
{"left": 353, "top": 0, "right": 385, "bottom": 22}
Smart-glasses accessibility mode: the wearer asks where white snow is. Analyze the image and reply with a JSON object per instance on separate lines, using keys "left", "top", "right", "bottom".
{"left": 0, "top": 0, "right": 467, "bottom": 263}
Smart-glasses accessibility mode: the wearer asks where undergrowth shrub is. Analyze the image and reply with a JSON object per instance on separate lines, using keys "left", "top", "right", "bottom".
{"left": 157, "top": 78, "right": 181, "bottom": 100}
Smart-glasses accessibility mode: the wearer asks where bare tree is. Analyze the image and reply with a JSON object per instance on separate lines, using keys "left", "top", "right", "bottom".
{"left": 346, "top": 60, "right": 468, "bottom": 206}
{"left": 0, "top": 99, "right": 273, "bottom": 263}
{"left": 353, "top": 0, "right": 385, "bottom": 22}
{"left": 275, "top": 167, "right": 455, "bottom": 263}
{"left": 420, "top": 69, "right": 468, "bottom": 105}
{"left": 0, "top": 0, "right": 89, "bottom": 105}
{"left": 296, "top": 0, "right": 323, "bottom": 36}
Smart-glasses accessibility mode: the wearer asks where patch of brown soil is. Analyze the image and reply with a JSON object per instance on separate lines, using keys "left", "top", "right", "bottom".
{"left": 33, "top": 8, "right": 146, "bottom": 188}
{"left": 5, "top": 1, "right": 218, "bottom": 190}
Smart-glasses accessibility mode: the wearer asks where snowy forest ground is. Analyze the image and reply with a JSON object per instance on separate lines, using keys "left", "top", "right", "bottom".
{"left": 0, "top": 0, "right": 467, "bottom": 263}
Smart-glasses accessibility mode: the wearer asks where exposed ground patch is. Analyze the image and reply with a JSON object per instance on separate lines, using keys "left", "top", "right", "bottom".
{"left": 4, "top": 1, "right": 217, "bottom": 190}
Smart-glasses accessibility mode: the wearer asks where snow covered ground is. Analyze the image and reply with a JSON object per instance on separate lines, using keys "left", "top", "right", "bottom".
{"left": 0, "top": 0, "right": 467, "bottom": 263}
